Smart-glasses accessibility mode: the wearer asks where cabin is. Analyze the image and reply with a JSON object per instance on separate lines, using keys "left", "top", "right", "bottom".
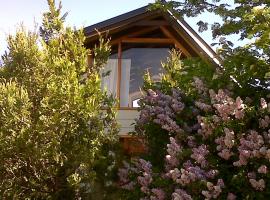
{"left": 84, "top": 5, "right": 219, "bottom": 153}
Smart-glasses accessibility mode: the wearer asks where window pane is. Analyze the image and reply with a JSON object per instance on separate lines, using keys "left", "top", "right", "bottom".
{"left": 101, "top": 48, "right": 170, "bottom": 107}
{"left": 101, "top": 59, "right": 118, "bottom": 97}
{"left": 132, "top": 99, "right": 140, "bottom": 107}
{"left": 120, "top": 59, "right": 131, "bottom": 107}
{"left": 120, "top": 48, "right": 170, "bottom": 107}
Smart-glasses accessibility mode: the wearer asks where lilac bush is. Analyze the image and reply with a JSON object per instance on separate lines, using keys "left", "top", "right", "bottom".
{"left": 118, "top": 51, "right": 270, "bottom": 199}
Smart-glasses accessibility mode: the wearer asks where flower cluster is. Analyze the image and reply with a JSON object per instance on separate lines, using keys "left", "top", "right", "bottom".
{"left": 191, "top": 144, "right": 209, "bottom": 168}
{"left": 170, "top": 163, "right": 206, "bottom": 186}
{"left": 136, "top": 159, "right": 153, "bottom": 194}
{"left": 118, "top": 161, "right": 137, "bottom": 190}
{"left": 201, "top": 179, "right": 225, "bottom": 199}
{"left": 215, "top": 128, "right": 235, "bottom": 160}
{"left": 260, "top": 98, "right": 269, "bottom": 110}
{"left": 119, "top": 77, "right": 270, "bottom": 199}
{"left": 249, "top": 178, "right": 265, "bottom": 191}
{"left": 172, "top": 189, "right": 192, "bottom": 200}
{"left": 197, "top": 116, "right": 215, "bottom": 138}
{"left": 137, "top": 89, "right": 185, "bottom": 133}
{"left": 192, "top": 76, "right": 208, "bottom": 96}
{"left": 195, "top": 101, "right": 212, "bottom": 112}
{"left": 209, "top": 89, "right": 245, "bottom": 121}
{"left": 227, "top": 193, "right": 237, "bottom": 200}
{"left": 149, "top": 188, "right": 166, "bottom": 200}
{"left": 259, "top": 115, "right": 270, "bottom": 128}
{"left": 233, "top": 130, "right": 265, "bottom": 166}
{"left": 165, "top": 137, "right": 182, "bottom": 170}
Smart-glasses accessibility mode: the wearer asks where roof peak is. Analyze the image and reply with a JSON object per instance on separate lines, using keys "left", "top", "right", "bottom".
{"left": 83, "top": 5, "right": 221, "bottom": 66}
{"left": 84, "top": 5, "right": 152, "bottom": 35}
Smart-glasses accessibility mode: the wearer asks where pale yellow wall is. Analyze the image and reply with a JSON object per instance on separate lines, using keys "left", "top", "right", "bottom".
{"left": 116, "top": 109, "right": 139, "bottom": 135}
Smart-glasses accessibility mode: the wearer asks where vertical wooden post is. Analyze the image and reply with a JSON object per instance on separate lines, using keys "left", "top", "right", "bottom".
{"left": 117, "top": 42, "right": 122, "bottom": 108}
{"left": 87, "top": 53, "right": 93, "bottom": 68}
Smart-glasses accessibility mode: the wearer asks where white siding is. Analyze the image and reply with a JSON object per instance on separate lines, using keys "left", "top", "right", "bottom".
{"left": 116, "top": 110, "right": 139, "bottom": 135}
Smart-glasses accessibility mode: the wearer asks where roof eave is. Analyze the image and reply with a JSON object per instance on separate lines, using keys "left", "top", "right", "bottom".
{"left": 83, "top": 5, "right": 222, "bottom": 66}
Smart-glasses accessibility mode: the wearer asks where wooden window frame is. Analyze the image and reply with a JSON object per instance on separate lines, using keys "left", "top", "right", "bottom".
{"left": 114, "top": 38, "right": 176, "bottom": 109}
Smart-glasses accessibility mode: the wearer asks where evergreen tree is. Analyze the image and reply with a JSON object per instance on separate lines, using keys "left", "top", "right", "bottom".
{"left": 0, "top": 0, "right": 117, "bottom": 198}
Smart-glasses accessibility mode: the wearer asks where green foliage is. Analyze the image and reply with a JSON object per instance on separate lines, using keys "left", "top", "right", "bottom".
{"left": 117, "top": 1, "right": 270, "bottom": 199}
{"left": 140, "top": 50, "right": 227, "bottom": 173}
{"left": 119, "top": 49, "right": 270, "bottom": 200}
{"left": 0, "top": 0, "right": 118, "bottom": 198}
{"left": 152, "top": 0, "right": 270, "bottom": 97}
{"left": 40, "top": 0, "right": 67, "bottom": 43}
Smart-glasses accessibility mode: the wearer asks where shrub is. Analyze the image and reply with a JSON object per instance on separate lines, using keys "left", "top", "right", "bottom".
{"left": 118, "top": 51, "right": 270, "bottom": 200}
{"left": 0, "top": 0, "right": 118, "bottom": 198}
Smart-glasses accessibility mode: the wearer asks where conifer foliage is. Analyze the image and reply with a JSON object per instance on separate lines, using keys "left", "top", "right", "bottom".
{"left": 0, "top": 0, "right": 117, "bottom": 198}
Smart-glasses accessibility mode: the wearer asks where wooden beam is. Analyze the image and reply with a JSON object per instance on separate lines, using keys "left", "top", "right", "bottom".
{"left": 110, "top": 39, "right": 121, "bottom": 46}
{"left": 127, "top": 26, "right": 159, "bottom": 37}
{"left": 160, "top": 26, "right": 191, "bottom": 57}
{"left": 87, "top": 53, "right": 93, "bottom": 67}
{"left": 109, "top": 27, "right": 159, "bottom": 45}
{"left": 117, "top": 42, "right": 122, "bottom": 108}
{"left": 122, "top": 38, "right": 174, "bottom": 44}
{"left": 134, "top": 20, "right": 169, "bottom": 26}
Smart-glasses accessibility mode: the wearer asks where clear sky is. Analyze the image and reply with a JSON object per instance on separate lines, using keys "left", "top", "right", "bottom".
{"left": 0, "top": 0, "right": 217, "bottom": 56}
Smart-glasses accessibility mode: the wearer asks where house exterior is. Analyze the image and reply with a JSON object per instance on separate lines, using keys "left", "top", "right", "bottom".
{"left": 84, "top": 5, "right": 219, "bottom": 153}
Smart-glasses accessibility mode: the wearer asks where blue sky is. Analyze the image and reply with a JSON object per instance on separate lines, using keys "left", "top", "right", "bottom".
{"left": 0, "top": 0, "right": 217, "bottom": 55}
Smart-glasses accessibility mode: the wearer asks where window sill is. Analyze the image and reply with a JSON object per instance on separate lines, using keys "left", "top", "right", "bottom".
{"left": 101, "top": 107, "right": 139, "bottom": 111}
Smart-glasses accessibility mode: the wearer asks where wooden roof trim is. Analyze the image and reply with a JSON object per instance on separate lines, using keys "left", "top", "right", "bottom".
{"left": 179, "top": 19, "right": 222, "bottom": 66}
{"left": 84, "top": 5, "right": 221, "bottom": 65}
{"left": 84, "top": 6, "right": 148, "bottom": 35}
{"left": 121, "top": 38, "right": 174, "bottom": 44}
{"left": 126, "top": 26, "right": 159, "bottom": 37}
{"left": 164, "top": 10, "right": 222, "bottom": 66}
{"left": 85, "top": 13, "right": 163, "bottom": 43}
{"left": 85, "top": 6, "right": 162, "bottom": 39}
{"left": 159, "top": 26, "right": 191, "bottom": 57}
{"left": 133, "top": 20, "right": 169, "bottom": 26}
{"left": 109, "top": 26, "right": 159, "bottom": 45}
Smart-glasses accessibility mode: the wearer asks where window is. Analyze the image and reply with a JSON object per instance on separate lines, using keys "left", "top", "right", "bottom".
{"left": 101, "top": 44, "right": 171, "bottom": 108}
{"left": 101, "top": 59, "right": 118, "bottom": 97}
{"left": 121, "top": 48, "right": 169, "bottom": 107}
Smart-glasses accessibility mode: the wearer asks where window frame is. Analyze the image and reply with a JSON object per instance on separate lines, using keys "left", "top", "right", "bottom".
{"left": 111, "top": 39, "right": 177, "bottom": 109}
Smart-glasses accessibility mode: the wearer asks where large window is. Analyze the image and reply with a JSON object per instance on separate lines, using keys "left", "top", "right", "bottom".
{"left": 122, "top": 48, "right": 169, "bottom": 107}
{"left": 101, "top": 45, "right": 170, "bottom": 108}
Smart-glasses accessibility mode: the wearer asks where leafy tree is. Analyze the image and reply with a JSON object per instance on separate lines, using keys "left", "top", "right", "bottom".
{"left": 118, "top": 50, "right": 270, "bottom": 200}
{"left": 152, "top": 0, "right": 270, "bottom": 98}
{"left": 117, "top": 1, "right": 270, "bottom": 199}
{"left": 0, "top": 0, "right": 117, "bottom": 199}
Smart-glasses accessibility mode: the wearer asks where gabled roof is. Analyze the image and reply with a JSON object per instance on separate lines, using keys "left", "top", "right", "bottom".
{"left": 84, "top": 5, "right": 221, "bottom": 66}
{"left": 84, "top": 6, "right": 150, "bottom": 35}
